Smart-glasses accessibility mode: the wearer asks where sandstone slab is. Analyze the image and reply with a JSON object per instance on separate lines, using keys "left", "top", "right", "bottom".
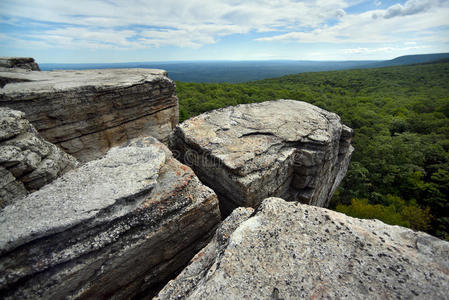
{"left": 169, "top": 99, "right": 353, "bottom": 215}
{"left": 0, "top": 137, "right": 220, "bottom": 299}
{"left": 0, "top": 67, "right": 178, "bottom": 162}
{"left": 157, "top": 197, "right": 449, "bottom": 299}
{"left": 0, "top": 107, "right": 78, "bottom": 208}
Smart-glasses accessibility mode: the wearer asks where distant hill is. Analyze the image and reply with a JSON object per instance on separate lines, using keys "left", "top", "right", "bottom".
{"left": 38, "top": 53, "right": 449, "bottom": 83}
{"left": 39, "top": 60, "right": 378, "bottom": 83}
{"left": 363, "top": 53, "right": 449, "bottom": 68}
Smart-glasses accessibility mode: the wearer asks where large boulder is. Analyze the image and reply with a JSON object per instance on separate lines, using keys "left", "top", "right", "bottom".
{"left": 169, "top": 99, "right": 353, "bottom": 215}
{"left": 0, "top": 137, "right": 220, "bottom": 299}
{"left": 0, "top": 65, "right": 178, "bottom": 162}
{"left": 157, "top": 197, "right": 449, "bottom": 299}
{"left": 0, "top": 107, "right": 78, "bottom": 208}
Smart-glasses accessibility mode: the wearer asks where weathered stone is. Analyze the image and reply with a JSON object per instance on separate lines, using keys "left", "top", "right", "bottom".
{"left": 0, "top": 107, "right": 78, "bottom": 208}
{"left": 0, "top": 66, "right": 178, "bottom": 162}
{"left": 157, "top": 197, "right": 449, "bottom": 299}
{"left": 0, "top": 57, "right": 40, "bottom": 71}
{"left": 169, "top": 99, "right": 353, "bottom": 215}
{"left": 0, "top": 136, "right": 220, "bottom": 299}
{"left": 155, "top": 206, "right": 254, "bottom": 299}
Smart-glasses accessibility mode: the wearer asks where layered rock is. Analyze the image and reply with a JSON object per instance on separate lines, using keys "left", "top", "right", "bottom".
{"left": 0, "top": 57, "right": 40, "bottom": 71}
{"left": 0, "top": 66, "right": 178, "bottom": 162}
{"left": 0, "top": 137, "right": 220, "bottom": 299}
{"left": 0, "top": 107, "right": 78, "bottom": 208}
{"left": 169, "top": 99, "right": 353, "bottom": 215}
{"left": 157, "top": 197, "right": 449, "bottom": 299}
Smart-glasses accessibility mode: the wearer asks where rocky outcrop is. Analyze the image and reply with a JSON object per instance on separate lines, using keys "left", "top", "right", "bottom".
{"left": 0, "top": 57, "right": 40, "bottom": 71}
{"left": 0, "top": 137, "right": 220, "bottom": 299}
{"left": 157, "top": 197, "right": 449, "bottom": 299}
{"left": 0, "top": 107, "right": 78, "bottom": 208}
{"left": 0, "top": 66, "right": 178, "bottom": 162}
{"left": 169, "top": 99, "right": 353, "bottom": 215}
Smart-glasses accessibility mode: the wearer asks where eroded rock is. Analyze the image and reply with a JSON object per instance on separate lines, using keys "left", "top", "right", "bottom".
{"left": 169, "top": 99, "right": 353, "bottom": 215}
{"left": 0, "top": 57, "right": 40, "bottom": 71}
{"left": 0, "top": 107, "right": 78, "bottom": 208}
{"left": 157, "top": 197, "right": 449, "bottom": 299}
{"left": 0, "top": 137, "right": 220, "bottom": 299}
{"left": 0, "top": 66, "right": 178, "bottom": 162}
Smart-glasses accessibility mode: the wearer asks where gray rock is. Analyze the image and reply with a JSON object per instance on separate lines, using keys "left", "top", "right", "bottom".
{"left": 0, "top": 66, "right": 178, "bottom": 162}
{"left": 0, "top": 57, "right": 40, "bottom": 71}
{"left": 0, "top": 136, "right": 221, "bottom": 299}
{"left": 0, "top": 107, "right": 78, "bottom": 208}
{"left": 157, "top": 197, "right": 449, "bottom": 300}
{"left": 156, "top": 207, "right": 255, "bottom": 299}
{"left": 169, "top": 99, "right": 353, "bottom": 215}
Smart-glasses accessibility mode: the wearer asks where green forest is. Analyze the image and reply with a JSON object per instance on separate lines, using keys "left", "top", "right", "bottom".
{"left": 176, "top": 62, "right": 449, "bottom": 240}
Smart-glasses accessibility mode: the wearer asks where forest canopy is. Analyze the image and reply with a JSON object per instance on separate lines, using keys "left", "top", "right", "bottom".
{"left": 176, "top": 62, "right": 449, "bottom": 240}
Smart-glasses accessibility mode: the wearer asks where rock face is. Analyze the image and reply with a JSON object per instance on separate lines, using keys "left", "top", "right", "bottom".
{"left": 0, "top": 66, "right": 178, "bottom": 162}
{"left": 169, "top": 99, "right": 354, "bottom": 215}
{"left": 0, "top": 137, "right": 220, "bottom": 299}
{"left": 0, "top": 107, "right": 78, "bottom": 208}
{"left": 157, "top": 197, "right": 449, "bottom": 299}
{"left": 0, "top": 57, "right": 40, "bottom": 71}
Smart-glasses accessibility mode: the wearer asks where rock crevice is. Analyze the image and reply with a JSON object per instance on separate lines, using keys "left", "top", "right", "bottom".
{"left": 0, "top": 107, "right": 79, "bottom": 208}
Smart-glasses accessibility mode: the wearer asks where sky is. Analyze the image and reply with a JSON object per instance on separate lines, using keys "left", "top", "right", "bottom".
{"left": 0, "top": 0, "right": 448, "bottom": 63}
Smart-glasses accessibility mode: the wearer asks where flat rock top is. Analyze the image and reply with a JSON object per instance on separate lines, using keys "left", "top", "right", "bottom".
{"left": 185, "top": 197, "right": 449, "bottom": 299}
{"left": 0, "top": 137, "right": 168, "bottom": 254}
{"left": 0, "top": 68, "right": 168, "bottom": 95}
{"left": 175, "top": 100, "right": 342, "bottom": 173}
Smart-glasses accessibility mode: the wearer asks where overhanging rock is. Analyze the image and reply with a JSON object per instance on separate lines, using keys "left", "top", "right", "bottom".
{"left": 0, "top": 64, "right": 178, "bottom": 162}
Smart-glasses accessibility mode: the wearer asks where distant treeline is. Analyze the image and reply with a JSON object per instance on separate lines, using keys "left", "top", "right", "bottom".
{"left": 176, "top": 62, "right": 449, "bottom": 240}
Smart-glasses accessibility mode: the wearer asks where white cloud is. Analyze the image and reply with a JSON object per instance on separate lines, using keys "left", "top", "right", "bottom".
{"left": 0, "top": 0, "right": 359, "bottom": 49}
{"left": 343, "top": 45, "right": 429, "bottom": 54}
{"left": 256, "top": 0, "right": 449, "bottom": 44}
{"left": 0, "top": 0, "right": 448, "bottom": 52}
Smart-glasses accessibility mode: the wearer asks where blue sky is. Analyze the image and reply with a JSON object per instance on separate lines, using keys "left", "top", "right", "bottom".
{"left": 0, "top": 0, "right": 448, "bottom": 63}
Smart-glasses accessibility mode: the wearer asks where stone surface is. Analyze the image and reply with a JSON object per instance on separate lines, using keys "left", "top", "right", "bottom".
{"left": 155, "top": 206, "right": 255, "bottom": 300}
{"left": 157, "top": 197, "right": 449, "bottom": 300}
{"left": 0, "top": 57, "right": 40, "bottom": 71}
{"left": 169, "top": 99, "right": 354, "bottom": 215}
{"left": 0, "top": 107, "right": 78, "bottom": 208}
{"left": 0, "top": 136, "right": 220, "bottom": 299}
{"left": 0, "top": 67, "right": 178, "bottom": 162}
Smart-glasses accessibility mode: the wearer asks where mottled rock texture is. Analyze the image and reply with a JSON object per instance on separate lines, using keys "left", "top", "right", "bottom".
{"left": 0, "top": 137, "right": 220, "bottom": 299}
{"left": 0, "top": 67, "right": 178, "bottom": 162}
{"left": 0, "top": 57, "right": 40, "bottom": 71}
{"left": 169, "top": 99, "right": 353, "bottom": 215}
{"left": 0, "top": 107, "right": 78, "bottom": 208}
{"left": 157, "top": 197, "right": 449, "bottom": 300}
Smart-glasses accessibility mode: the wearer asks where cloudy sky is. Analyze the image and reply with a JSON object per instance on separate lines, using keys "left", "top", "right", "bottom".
{"left": 0, "top": 0, "right": 448, "bottom": 63}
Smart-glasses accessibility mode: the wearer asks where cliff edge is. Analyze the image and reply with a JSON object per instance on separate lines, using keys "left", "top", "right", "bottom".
{"left": 0, "top": 61, "right": 178, "bottom": 162}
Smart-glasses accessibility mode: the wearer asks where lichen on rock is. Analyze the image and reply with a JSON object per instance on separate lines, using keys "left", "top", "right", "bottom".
{"left": 157, "top": 197, "right": 449, "bottom": 299}
{"left": 0, "top": 136, "right": 220, "bottom": 299}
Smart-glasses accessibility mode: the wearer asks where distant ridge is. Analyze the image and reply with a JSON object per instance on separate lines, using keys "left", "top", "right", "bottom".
{"left": 363, "top": 53, "right": 449, "bottom": 68}
{"left": 38, "top": 53, "right": 449, "bottom": 83}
